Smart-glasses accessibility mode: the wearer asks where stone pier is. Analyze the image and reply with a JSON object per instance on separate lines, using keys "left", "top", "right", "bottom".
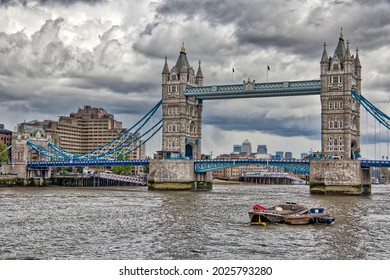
{"left": 148, "top": 159, "right": 212, "bottom": 190}
{"left": 309, "top": 160, "right": 371, "bottom": 195}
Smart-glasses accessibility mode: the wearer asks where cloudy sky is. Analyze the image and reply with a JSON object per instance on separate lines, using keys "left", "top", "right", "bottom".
{"left": 1, "top": 0, "right": 390, "bottom": 159}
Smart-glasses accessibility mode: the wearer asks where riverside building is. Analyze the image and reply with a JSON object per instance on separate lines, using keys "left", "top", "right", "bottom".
{"left": 45, "top": 106, "right": 145, "bottom": 167}
{"left": 0, "top": 124, "right": 12, "bottom": 146}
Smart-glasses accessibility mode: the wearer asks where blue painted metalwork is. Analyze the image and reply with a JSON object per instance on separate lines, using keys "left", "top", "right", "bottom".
{"left": 26, "top": 101, "right": 163, "bottom": 161}
{"left": 360, "top": 160, "right": 390, "bottom": 168}
{"left": 352, "top": 91, "right": 390, "bottom": 130}
{"left": 194, "top": 159, "right": 310, "bottom": 173}
{"left": 185, "top": 80, "right": 321, "bottom": 100}
{"left": 26, "top": 158, "right": 390, "bottom": 171}
{"left": 27, "top": 159, "right": 150, "bottom": 168}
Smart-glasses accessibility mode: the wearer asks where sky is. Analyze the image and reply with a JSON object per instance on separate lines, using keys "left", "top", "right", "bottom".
{"left": 1, "top": 0, "right": 390, "bottom": 159}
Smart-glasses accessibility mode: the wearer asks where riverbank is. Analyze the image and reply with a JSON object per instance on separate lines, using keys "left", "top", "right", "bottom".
{"left": 0, "top": 176, "right": 47, "bottom": 187}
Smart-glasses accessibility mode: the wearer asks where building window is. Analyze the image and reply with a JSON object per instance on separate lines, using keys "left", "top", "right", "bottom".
{"left": 339, "top": 102, "right": 343, "bottom": 109}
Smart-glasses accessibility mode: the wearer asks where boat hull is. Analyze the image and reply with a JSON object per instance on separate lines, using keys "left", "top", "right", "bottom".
{"left": 249, "top": 203, "right": 308, "bottom": 225}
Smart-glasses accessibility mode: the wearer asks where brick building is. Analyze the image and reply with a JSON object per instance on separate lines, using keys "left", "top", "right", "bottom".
{"left": 0, "top": 124, "right": 12, "bottom": 146}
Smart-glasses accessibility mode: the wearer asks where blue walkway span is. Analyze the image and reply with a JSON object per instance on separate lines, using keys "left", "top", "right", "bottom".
{"left": 184, "top": 79, "right": 321, "bottom": 100}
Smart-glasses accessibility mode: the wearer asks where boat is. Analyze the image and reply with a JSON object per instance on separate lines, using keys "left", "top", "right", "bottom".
{"left": 249, "top": 204, "right": 335, "bottom": 225}
{"left": 284, "top": 208, "right": 335, "bottom": 225}
{"left": 248, "top": 202, "right": 308, "bottom": 224}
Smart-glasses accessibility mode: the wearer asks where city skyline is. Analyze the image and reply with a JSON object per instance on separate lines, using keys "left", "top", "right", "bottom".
{"left": 1, "top": 0, "right": 390, "bottom": 159}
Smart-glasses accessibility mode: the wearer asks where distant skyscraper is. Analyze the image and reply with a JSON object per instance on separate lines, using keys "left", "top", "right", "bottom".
{"left": 233, "top": 145, "right": 241, "bottom": 153}
{"left": 275, "top": 151, "right": 284, "bottom": 159}
{"left": 257, "top": 145, "right": 267, "bottom": 154}
{"left": 285, "top": 152, "right": 293, "bottom": 159}
{"left": 241, "top": 139, "right": 252, "bottom": 153}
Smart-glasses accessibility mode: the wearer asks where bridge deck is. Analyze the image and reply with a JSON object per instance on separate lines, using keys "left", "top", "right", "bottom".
{"left": 26, "top": 159, "right": 390, "bottom": 170}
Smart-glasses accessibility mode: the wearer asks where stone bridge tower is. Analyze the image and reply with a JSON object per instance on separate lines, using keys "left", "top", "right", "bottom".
{"left": 161, "top": 44, "right": 204, "bottom": 160}
{"left": 148, "top": 45, "right": 212, "bottom": 190}
{"left": 320, "top": 30, "right": 362, "bottom": 160}
{"left": 311, "top": 30, "right": 370, "bottom": 195}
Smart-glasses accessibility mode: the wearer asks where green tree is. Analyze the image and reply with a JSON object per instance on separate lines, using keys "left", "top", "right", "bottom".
{"left": 112, "top": 154, "right": 134, "bottom": 175}
{"left": 0, "top": 143, "right": 9, "bottom": 163}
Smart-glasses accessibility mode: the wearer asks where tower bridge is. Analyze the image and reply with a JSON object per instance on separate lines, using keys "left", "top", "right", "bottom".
{"left": 5, "top": 31, "right": 390, "bottom": 194}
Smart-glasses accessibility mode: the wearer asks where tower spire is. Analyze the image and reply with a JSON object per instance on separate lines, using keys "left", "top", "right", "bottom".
{"left": 180, "top": 42, "right": 186, "bottom": 54}
{"left": 162, "top": 55, "right": 169, "bottom": 74}
{"left": 334, "top": 28, "right": 346, "bottom": 62}
{"left": 345, "top": 39, "right": 352, "bottom": 61}
{"left": 321, "top": 42, "right": 328, "bottom": 64}
{"left": 196, "top": 60, "right": 204, "bottom": 86}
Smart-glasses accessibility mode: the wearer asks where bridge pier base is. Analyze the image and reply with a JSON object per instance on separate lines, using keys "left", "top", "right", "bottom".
{"left": 309, "top": 160, "right": 371, "bottom": 195}
{"left": 148, "top": 159, "right": 212, "bottom": 190}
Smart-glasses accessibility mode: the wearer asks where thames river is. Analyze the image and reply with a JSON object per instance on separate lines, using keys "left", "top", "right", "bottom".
{"left": 0, "top": 184, "right": 389, "bottom": 260}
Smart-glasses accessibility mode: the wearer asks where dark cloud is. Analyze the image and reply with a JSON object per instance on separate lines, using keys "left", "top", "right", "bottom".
{"left": 155, "top": 0, "right": 390, "bottom": 58}
{"left": 0, "top": 0, "right": 104, "bottom": 6}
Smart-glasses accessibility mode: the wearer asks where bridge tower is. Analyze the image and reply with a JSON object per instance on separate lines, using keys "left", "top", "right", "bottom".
{"left": 161, "top": 44, "right": 203, "bottom": 160}
{"left": 148, "top": 45, "right": 212, "bottom": 190}
{"left": 311, "top": 30, "right": 370, "bottom": 195}
{"left": 320, "top": 29, "right": 362, "bottom": 160}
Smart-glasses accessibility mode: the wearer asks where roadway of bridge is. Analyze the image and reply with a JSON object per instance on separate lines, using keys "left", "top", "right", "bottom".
{"left": 27, "top": 159, "right": 390, "bottom": 171}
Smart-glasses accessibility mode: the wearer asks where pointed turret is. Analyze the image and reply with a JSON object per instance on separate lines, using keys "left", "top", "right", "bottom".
{"left": 321, "top": 42, "right": 329, "bottom": 63}
{"left": 334, "top": 27, "right": 346, "bottom": 62}
{"left": 174, "top": 43, "right": 191, "bottom": 73}
{"left": 355, "top": 47, "right": 361, "bottom": 66}
{"left": 344, "top": 40, "right": 352, "bottom": 61}
{"left": 162, "top": 55, "right": 170, "bottom": 83}
{"left": 355, "top": 47, "right": 362, "bottom": 80}
{"left": 162, "top": 55, "right": 169, "bottom": 74}
{"left": 196, "top": 60, "right": 203, "bottom": 86}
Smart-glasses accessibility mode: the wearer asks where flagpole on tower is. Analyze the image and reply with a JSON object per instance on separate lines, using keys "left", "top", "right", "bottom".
{"left": 232, "top": 67, "right": 235, "bottom": 83}
{"left": 266, "top": 65, "right": 270, "bottom": 82}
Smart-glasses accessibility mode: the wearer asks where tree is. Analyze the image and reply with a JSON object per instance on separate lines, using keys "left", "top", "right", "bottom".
{"left": 0, "top": 143, "right": 9, "bottom": 163}
{"left": 112, "top": 154, "right": 134, "bottom": 175}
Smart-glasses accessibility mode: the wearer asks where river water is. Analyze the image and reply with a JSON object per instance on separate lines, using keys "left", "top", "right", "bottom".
{"left": 0, "top": 184, "right": 389, "bottom": 260}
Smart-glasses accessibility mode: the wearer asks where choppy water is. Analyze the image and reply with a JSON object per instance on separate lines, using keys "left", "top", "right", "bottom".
{"left": 0, "top": 184, "right": 389, "bottom": 260}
